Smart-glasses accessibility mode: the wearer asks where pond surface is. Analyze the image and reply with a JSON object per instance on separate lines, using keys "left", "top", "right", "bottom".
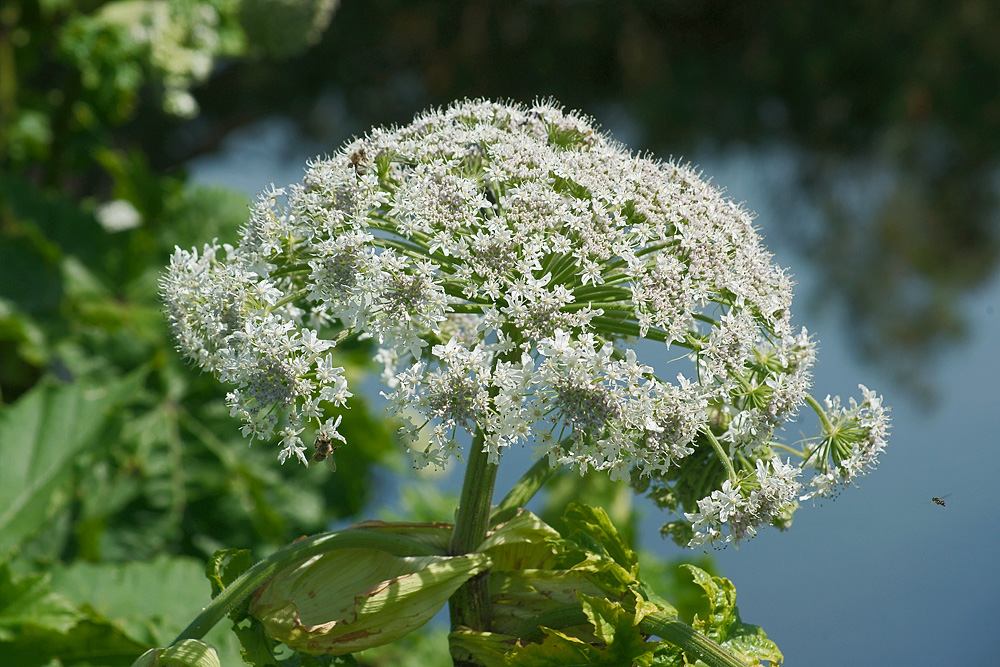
{"left": 190, "top": 116, "right": 1000, "bottom": 666}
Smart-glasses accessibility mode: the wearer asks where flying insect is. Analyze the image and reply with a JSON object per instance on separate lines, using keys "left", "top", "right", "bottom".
{"left": 311, "top": 433, "right": 341, "bottom": 471}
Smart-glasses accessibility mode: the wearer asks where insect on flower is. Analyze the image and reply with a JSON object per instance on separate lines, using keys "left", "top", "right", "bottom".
{"left": 311, "top": 434, "right": 341, "bottom": 472}
{"left": 347, "top": 147, "right": 368, "bottom": 176}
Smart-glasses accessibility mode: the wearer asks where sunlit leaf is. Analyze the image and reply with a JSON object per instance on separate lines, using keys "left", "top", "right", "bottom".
{"left": 0, "top": 374, "right": 142, "bottom": 554}
{"left": 560, "top": 503, "right": 638, "bottom": 574}
{"left": 0, "top": 562, "right": 78, "bottom": 640}
{"left": 48, "top": 555, "right": 213, "bottom": 647}
{"left": 681, "top": 565, "right": 737, "bottom": 644}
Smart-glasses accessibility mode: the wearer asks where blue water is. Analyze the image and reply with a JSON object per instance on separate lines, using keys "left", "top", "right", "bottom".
{"left": 190, "top": 120, "right": 1000, "bottom": 666}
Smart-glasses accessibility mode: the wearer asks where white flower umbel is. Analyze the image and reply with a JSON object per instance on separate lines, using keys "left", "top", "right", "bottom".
{"left": 161, "top": 99, "right": 890, "bottom": 547}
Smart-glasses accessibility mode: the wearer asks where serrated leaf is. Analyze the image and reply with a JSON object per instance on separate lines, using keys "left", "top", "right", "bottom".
{"left": 505, "top": 627, "right": 605, "bottom": 666}
{"left": 0, "top": 562, "right": 78, "bottom": 640}
{"left": 680, "top": 565, "right": 737, "bottom": 643}
{"left": 0, "top": 375, "right": 142, "bottom": 554}
{"left": 577, "top": 594, "right": 655, "bottom": 667}
{"left": 49, "top": 555, "right": 212, "bottom": 647}
{"left": 720, "top": 622, "right": 783, "bottom": 665}
{"left": 232, "top": 617, "right": 281, "bottom": 666}
{"left": 561, "top": 503, "right": 637, "bottom": 574}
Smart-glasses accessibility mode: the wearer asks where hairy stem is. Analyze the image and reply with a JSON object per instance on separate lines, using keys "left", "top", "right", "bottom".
{"left": 640, "top": 613, "right": 748, "bottom": 667}
{"left": 448, "top": 429, "right": 499, "bottom": 643}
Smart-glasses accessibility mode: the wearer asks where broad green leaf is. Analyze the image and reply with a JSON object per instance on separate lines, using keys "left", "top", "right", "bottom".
{"left": 661, "top": 565, "right": 782, "bottom": 666}
{"left": 160, "top": 639, "right": 221, "bottom": 667}
{"left": 0, "top": 374, "right": 141, "bottom": 554}
{"left": 447, "top": 629, "right": 523, "bottom": 667}
{"left": 489, "top": 569, "right": 609, "bottom": 637}
{"left": 541, "top": 469, "right": 637, "bottom": 547}
{"left": 49, "top": 555, "right": 213, "bottom": 648}
{"left": 480, "top": 510, "right": 561, "bottom": 570}
{"left": 0, "top": 616, "right": 148, "bottom": 667}
{"left": 231, "top": 617, "right": 281, "bottom": 666}
{"left": 0, "top": 562, "right": 78, "bottom": 640}
{"left": 721, "top": 627, "right": 783, "bottom": 665}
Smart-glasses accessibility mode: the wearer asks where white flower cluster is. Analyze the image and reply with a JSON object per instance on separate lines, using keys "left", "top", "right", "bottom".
{"left": 685, "top": 457, "right": 802, "bottom": 548}
{"left": 800, "top": 385, "right": 891, "bottom": 500}
{"left": 161, "top": 99, "right": 890, "bottom": 547}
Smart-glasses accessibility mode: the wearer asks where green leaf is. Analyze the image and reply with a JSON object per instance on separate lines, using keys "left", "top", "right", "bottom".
{"left": 680, "top": 565, "right": 737, "bottom": 644}
{"left": 0, "top": 562, "right": 78, "bottom": 640}
{"left": 672, "top": 565, "right": 783, "bottom": 665}
{"left": 0, "top": 374, "right": 141, "bottom": 554}
{"left": 561, "top": 503, "right": 638, "bottom": 574}
{"left": 232, "top": 617, "right": 282, "bottom": 666}
{"left": 721, "top": 626, "right": 783, "bottom": 666}
{"left": 232, "top": 617, "right": 362, "bottom": 666}
{"left": 206, "top": 548, "right": 255, "bottom": 600}
{"left": 480, "top": 510, "right": 561, "bottom": 570}
{"left": 577, "top": 594, "right": 654, "bottom": 666}
{"left": 448, "top": 629, "right": 519, "bottom": 667}
{"left": 49, "top": 555, "right": 214, "bottom": 648}
{"left": 504, "top": 627, "right": 606, "bottom": 666}
{"left": 0, "top": 616, "right": 148, "bottom": 667}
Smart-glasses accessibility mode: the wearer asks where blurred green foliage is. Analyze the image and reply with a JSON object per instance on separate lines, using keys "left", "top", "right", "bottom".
{"left": 0, "top": 1, "right": 392, "bottom": 664}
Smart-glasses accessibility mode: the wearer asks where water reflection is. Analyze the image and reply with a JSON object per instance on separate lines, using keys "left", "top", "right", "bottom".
{"left": 173, "top": 2, "right": 1000, "bottom": 387}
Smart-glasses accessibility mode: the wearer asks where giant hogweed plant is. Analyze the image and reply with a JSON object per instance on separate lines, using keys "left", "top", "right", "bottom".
{"left": 149, "top": 99, "right": 890, "bottom": 666}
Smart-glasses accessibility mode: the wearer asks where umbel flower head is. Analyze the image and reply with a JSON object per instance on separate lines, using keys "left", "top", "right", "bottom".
{"left": 161, "top": 99, "right": 890, "bottom": 547}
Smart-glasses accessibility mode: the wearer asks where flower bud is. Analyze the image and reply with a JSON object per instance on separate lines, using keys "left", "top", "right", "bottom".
{"left": 249, "top": 548, "right": 490, "bottom": 655}
{"left": 129, "top": 640, "right": 220, "bottom": 667}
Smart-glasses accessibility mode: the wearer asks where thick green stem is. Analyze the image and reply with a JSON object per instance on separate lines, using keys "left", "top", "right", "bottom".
{"left": 639, "top": 613, "right": 747, "bottom": 667}
{"left": 448, "top": 429, "right": 499, "bottom": 639}
{"left": 172, "top": 529, "right": 438, "bottom": 644}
